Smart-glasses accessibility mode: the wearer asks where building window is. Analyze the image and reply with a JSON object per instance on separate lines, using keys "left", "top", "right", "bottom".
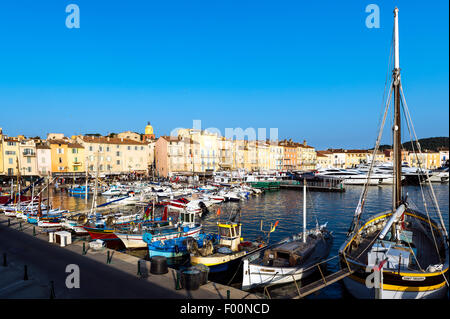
{"left": 127, "top": 146, "right": 131, "bottom": 151}
{"left": 74, "top": 166, "right": 78, "bottom": 171}
{"left": 89, "top": 146, "right": 93, "bottom": 151}
{"left": 135, "top": 146, "right": 138, "bottom": 150}
{"left": 27, "top": 157, "right": 31, "bottom": 164}
{"left": 8, "top": 158, "right": 13, "bottom": 164}
{"left": 117, "top": 160, "right": 120, "bottom": 165}
{"left": 106, "top": 147, "right": 110, "bottom": 152}
{"left": 72, "top": 148, "right": 77, "bottom": 154}
{"left": 59, "top": 157, "right": 62, "bottom": 163}
{"left": 116, "top": 151, "right": 120, "bottom": 156}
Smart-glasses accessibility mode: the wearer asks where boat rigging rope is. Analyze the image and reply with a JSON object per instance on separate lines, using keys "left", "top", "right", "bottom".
{"left": 352, "top": 82, "right": 393, "bottom": 233}
{"left": 400, "top": 85, "right": 449, "bottom": 287}
{"left": 351, "top": 29, "right": 396, "bottom": 234}
{"left": 400, "top": 84, "right": 448, "bottom": 238}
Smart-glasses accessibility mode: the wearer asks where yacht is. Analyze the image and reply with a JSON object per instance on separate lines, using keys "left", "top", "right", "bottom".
{"left": 315, "top": 168, "right": 383, "bottom": 185}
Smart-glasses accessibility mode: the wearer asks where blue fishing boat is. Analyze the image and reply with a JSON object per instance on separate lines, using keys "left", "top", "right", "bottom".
{"left": 68, "top": 185, "right": 92, "bottom": 196}
{"left": 147, "top": 233, "right": 217, "bottom": 259}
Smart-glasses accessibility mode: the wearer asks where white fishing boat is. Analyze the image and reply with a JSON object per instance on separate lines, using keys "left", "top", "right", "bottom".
{"left": 242, "top": 179, "right": 332, "bottom": 290}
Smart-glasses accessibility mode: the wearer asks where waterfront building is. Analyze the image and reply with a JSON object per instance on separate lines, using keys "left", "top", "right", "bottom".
{"left": 0, "top": 128, "right": 3, "bottom": 175}
{"left": 154, "top": 135, "right": 195, "bottom": 177}
{"left": 316, "top": 150, "right": 333, "bottom": 169}
{"left": 345, "top": 149, "right": 369, "bottom": 168}
{"left": 280, "top": 139, "right": 298, "bottom": 171}
{"left": 268, "top": 141, "right": 284, "bottom": 171}
{"left": 177, "top": 129, "right": 221, "bottom": 174}
{"left": 36, "top": 144, "right": 51, "bottom": 176}
{"left": 48, "top": 138, "right": 71, "bottom": 174}
{"left": 297, "top": 140, "right": 316, "bottom": 171}
{"left": 1, "top": 136, "right": 21, "bottom": 176}
{"left": 218, "top": 137, "right": 233, "bottom": 171}
{"left": 77, "top": 135, "right": 149, "bottom": 176}
{"left": 409, "top": 150, "right": 440, "bottom": 170}
{"left": 327, "top": 149, "right": 346, "bottom": 168}
{"left": 255, "top": 141, "right": 270, "bottom": 171}
{"left": 383, "top": 149, "right": 408, "bottom": 164}
{"left": 438, "top": 147, "right": 449, "bottom": 167}
{"left": 117, "top": 131, "right": 141, "bottom": 142}
{"left": 232, "top": 140, "right": 246, "bottom": 171}
{"left": 67, "top": 142, "right": 85, "bottom": 174}
{"left": 18, "top": 139, "right": 38, "bottom": 177}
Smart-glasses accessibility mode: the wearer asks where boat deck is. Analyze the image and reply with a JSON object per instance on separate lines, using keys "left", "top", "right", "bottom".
{"left": 346, "top": 218, "right": 442, "bottom": 271}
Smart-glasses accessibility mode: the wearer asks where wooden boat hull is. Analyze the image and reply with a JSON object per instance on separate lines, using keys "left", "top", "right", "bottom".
{"left": 83, "top": 227, "right": 119, "bottom": 241}
{"left": 339, "top": 210, "right": 449, "bottom": 299}
{"left": 118, "top": 225, "right": 202, "bottom": 249}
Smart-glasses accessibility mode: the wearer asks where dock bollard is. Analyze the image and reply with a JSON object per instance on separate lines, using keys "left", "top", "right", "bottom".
{"left": 24, "top": 265, "right": 28, "bottom": 280}
{"left": 175, "top": 271, "right": 182, "bottom": 290}
{"left": 33, "top": 226, "right": 36, "bottom": 236}
{"left": 2, "top": 253, "right": 6, "bottom": 267}
{"left": 227, "top": 290, "right": 230, "bottom": 299}
{"left": 49, "top": 281, "right": 55, "bottom": 299}
{"left": 7, "top": 219, "right": 10, "bottom": 227}
{"left": 137, "top": 260, "right": 141, "bottom": 276}
{"left": 106, "top": 251, "right": 112, "bottom": 264}
{"left": 82, "top": 242, "right": 86, "bottom": 255}
{"left": 19, "top": 222, "right": 22, "bottom": 231}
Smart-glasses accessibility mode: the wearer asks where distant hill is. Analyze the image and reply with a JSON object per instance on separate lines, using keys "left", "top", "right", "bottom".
{"left": 378, "top": 137, "right": 449, "bottom": 151}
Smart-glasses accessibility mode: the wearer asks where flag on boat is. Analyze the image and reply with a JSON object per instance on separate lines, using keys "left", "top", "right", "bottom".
{"left": 354, "top": 197, "right": 363, "bottom": 217}
{"left": 217, "top": 208, "right": 221, "bottom": 216}
{"left": 270, "top": 221, "right": 279, "bottom": 233}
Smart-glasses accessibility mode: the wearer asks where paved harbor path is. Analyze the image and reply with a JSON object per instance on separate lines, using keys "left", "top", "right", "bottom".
{"left": 0, "top": 215, "right": 260, "bottom": 299}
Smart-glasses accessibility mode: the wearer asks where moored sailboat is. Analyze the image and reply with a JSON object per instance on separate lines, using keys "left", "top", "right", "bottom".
{"left": 241, "top": 179, "right": 332, "bottom": 290}
{"left": 338, "top": 8, "right": 449, "bottom": 299}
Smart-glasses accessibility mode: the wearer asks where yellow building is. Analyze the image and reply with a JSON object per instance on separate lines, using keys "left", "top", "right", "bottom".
{"left": 409, "top": 150, "right": 440, "bottom": 170}
{"left": 67, "top": 142, "right": 85, "bottom": 173}
{"left": 78, "top": 135, "right": 149, "bottom": 176}
{"left": 0, "top": 128, "right": 3, "bottom": 175}
{"left": 177, "top": 128, "right": 221, "bottom": 174}
{"left": 345, "top": 150, "right": 369, "bottom": 168}
{"left": 297, "top": 140, "right": 316, "bottom": 171}
{"left": 316, "top": 150, "right": 333, "bottom": 169}
{"left": 2, "top": 137, "right": 21, "bottom": 176}
{"left": 49, "top": 139, "right": 70, "bottom": 174}
{"left": 256, "top": 141, "right": 270, "bottom": 171}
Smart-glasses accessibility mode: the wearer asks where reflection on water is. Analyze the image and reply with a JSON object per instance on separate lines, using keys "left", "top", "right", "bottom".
{"left": 51, "top": 184, "right": 449, "bottom": 299}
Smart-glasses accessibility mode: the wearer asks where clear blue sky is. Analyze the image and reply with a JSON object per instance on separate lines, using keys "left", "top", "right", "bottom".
{"left": 0, "top": 0, "right": 448, "bottom": 150}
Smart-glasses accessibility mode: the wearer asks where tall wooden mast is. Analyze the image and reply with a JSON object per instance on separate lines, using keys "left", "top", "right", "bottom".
{"left": 392, "top": 7, "right": 402, "bottom": 210}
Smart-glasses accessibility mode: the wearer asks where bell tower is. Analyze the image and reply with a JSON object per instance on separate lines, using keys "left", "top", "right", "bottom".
{"left": 144, "top": 122, "right": 155, "bottom": 140}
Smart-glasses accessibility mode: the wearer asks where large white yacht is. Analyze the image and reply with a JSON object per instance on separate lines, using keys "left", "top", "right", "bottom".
{"left": 315, "top": 168, "right": 392, "bottom": 185}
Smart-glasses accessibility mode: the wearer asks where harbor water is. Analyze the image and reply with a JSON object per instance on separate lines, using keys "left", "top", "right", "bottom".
{"left": 49, "top": 183, "right": 449, "bottom": 299}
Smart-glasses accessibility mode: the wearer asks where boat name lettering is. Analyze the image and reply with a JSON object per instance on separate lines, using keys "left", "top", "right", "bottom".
{"left": 401, "top": 276, "right": 426, "bottom": 281}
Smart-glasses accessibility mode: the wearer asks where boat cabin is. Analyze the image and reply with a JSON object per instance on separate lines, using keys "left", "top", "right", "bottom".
{"left": 218, "top": 222, "right": 241, "bottom": 252}
{"left": 262, "top": 239, "right": 315, "bottom": 267}
{"left": 179, "top": 209, "right": 197, "bottom": 227}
